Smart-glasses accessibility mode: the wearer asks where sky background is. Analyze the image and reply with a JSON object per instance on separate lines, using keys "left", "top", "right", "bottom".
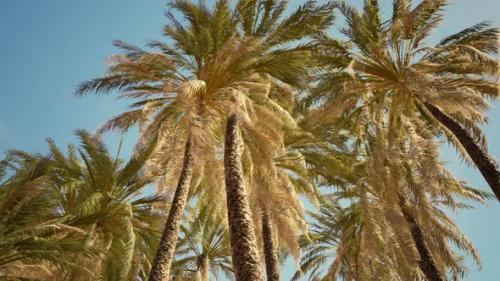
{"left": 0, "top": 0, "right": 498, "bottom": 280}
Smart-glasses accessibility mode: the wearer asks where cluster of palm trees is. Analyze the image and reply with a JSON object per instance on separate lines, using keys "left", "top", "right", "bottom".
{"left": 1, "top": 0, "right": 498, "bottom": 280}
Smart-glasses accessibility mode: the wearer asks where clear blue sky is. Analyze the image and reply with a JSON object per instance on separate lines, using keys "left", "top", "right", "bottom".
{"left": 0, "top": 1, "right": 498, "bottom": 280}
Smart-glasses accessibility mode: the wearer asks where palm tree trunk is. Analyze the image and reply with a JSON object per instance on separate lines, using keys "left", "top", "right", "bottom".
{"left": 398, "top": 196, "right": 443, "bottom": 281}
{"left": 261, "top": 209, "right": 281, "bottom": 281}
{"left": 197, "top": 255, "right": 210, "bottom": 281}
{"left": 148, "top": 138, "right": 194, "bottom": 281}
{"left": 224, "top": 114, "right": 265, "bottom": 281}
{"left": 425, "top": 103, "right": 500, "bottom": 200}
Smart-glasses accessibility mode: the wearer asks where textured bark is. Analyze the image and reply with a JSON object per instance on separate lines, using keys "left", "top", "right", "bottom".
{"left": 224, "top": 114, "right": 265, "bottom": 281}
{"left": 398, "top": 197, "right": 444, "bottom": 281}
{"left": 148, "top": 138, "right": 194, "bottom": 281}
{"left": 261, "top": 209, "right": 281, "bottom": 281}
{"left": 425, "top": 103, "right": 500, "bottom": 200}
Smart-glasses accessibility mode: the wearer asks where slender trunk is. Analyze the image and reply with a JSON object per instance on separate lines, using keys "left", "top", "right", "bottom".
{"left": 425, "top": 103, "right": 500, "bottom": 200}
{"left": 148, "top": 138, "right": 194, "bottom": 281}
{"left": 224, "top": 114, "right": 265, "bottom": 281}
{"left": 261, "top": 209, "right": 281, "bottom": 281}
{"left": 197, "top": 255, "right": 210, "bottom": 281}
{"left": 398, "top": 196, "right": 443, "bottom": 281}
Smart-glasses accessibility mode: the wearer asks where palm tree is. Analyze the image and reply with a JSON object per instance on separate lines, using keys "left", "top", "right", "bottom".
{"left": 247, "top": 158, "right": 310, "bottom": 281}
{"left": 76, "top": 1, "right": 334, "bottom": 279}
{"left": 0, "top": 151, "right": 96, "bottom": 280}
{"left": 44, "top": 130, "right": 163, "bottom": 280}
{"left": 290, "top": 88, "right": 490, "bottom": 280}
{"left": 251, "top": 128, "right": 327, "bottom": 281}
{"left": 224, "top": 2, "right": 335, "bottom": 279}
{"left": 170, "top": 206, "right": 232, "bottom": 281}
{"left": 75, "top": 0, "right": 236, "bottom": 277}
{"left": 295, "top": 167, "right": 489, "bottom": 281}
{"left": 315, "top": 0, "right": 499, "bottom": 199}
{"left": 291, "top": 201, "right": 350, "bottom": 281}
{"left": 311, "top": 1, "right": 499, "bottom": 275}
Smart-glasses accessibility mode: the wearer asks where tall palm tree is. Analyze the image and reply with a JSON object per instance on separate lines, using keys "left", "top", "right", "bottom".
{"left": 224, "top": 2, "right": 335, "bottom": 279}
{"left": 76, "top": 1, "right": 235, "bottom": 278}
{"left": 311, "top": 1, "right": 499, "bottom": 274}
{"left": 247, "top": 158, "right": 310, "bottom": 281}
{"left": 315, "top": 0, "right": 499, "bottom": 199}
{"left": 0, "top": 151, "right": 96, "bottom": 280}
{"left": 76, "top": 1, "right": 334, "bottom": 280}
{"left": 229, "top": 79, "right": 315, "bottom": 281}
{"left": 292, "top": 85, "right": 491, "bottom": 280}
{"left": 294, "top": 156, "right": 489, "bottom": 281}
{"left": 44, "top": 130, "right": 163, "bottom": 280}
